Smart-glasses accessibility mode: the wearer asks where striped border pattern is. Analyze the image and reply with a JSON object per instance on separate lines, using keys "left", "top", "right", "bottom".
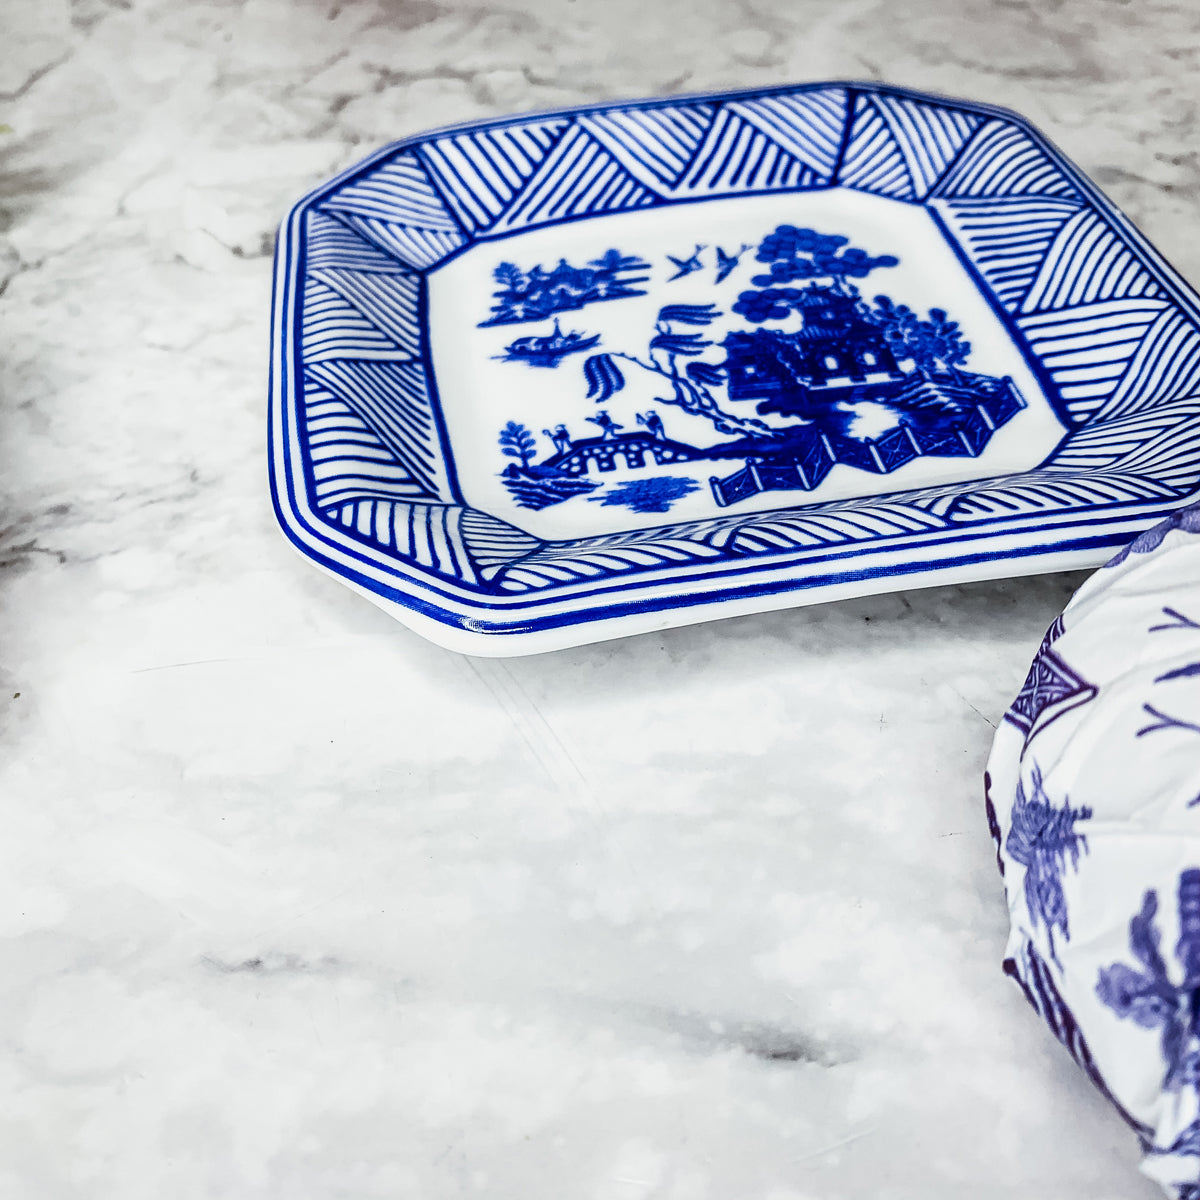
{"left": 274, "top": 82, "right": 1200, "bottom": 636}
{"left": 1013, "top": 299, "right": 1169, "bottom": 421}
{"left": 302, "top": 382, "right": 436, "bottom": 508}
{"left": 418, "top": 118, "right": 571, "bottom": 232}
{"left": 934, "top": 197, "right": 1083, "bottom": 311}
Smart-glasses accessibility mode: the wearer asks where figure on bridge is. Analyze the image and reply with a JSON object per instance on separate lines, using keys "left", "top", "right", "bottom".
{"left": 636, "top": 411, "right": 666, "bottom": 440}
{"left": 586, "top": 410, "right": 624, "bottom": 440}
{"left": 543, "top": 424, "right": 573, "bottom": 455}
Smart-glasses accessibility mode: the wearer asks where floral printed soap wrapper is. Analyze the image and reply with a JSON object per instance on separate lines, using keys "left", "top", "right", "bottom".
{"left": 988, "top": 503, "right": 1200, "bottom": 1198}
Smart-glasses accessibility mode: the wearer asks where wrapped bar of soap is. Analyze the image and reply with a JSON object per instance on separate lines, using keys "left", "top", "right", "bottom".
{"left": 987, "top": 504, "right": 1200, "bottom": 1199}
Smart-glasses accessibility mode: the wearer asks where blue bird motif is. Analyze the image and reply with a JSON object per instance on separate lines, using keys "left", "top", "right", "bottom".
{"left": 715, "top": 243, "right": 750, "bottom": 283}
{"left": 666, "top": 244, "right": 706, "bottom": 281}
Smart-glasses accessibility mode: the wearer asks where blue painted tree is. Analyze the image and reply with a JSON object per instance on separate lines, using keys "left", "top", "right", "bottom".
{"left": 498, "top": 420, "right": 537, "bottom": 468}
{"left": 588, "top": 249, "right": 650, "bottom": 296}
{"left": 488, "top": 262, "right": 531, "bottom": 322}
{"left": 494, "top": 261, "right": 526, "bottom": 292}
{"left": 1005, "top": 763, "right": 1092, "bottom": 964}
{"left": 581, "top": 304, "right": 774, "bottom": 438}
{"left": 731, "top": 225, "right": 898, "bottom": 323}
{"left": 1096, "top": 870, "right": 1200, "bottom": 1091}
{"left": 926, "top": 308, "right": 971, "bottom": 380}
{"left": 868, "top": 297, "right": 971, "bottom": 382}
{"left": 751, "top": 226, "right": 898, "bottom": 292}
{"left": 482, "top": 250, "right": 650, "bottom": 325}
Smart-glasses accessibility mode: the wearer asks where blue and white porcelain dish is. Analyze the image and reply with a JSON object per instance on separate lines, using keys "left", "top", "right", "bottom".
{"left": 269, "top": 82, "right": 1200, "bottom": 655}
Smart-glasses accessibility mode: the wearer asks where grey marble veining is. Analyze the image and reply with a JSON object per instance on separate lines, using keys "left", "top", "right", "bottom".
{"left": 3, "top": 1, "right": 1198, "bottom": 1196}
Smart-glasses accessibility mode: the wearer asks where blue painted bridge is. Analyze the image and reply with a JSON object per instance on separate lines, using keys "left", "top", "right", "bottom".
{"left": 544, "top": 433, "right": 701, "bottom": 476}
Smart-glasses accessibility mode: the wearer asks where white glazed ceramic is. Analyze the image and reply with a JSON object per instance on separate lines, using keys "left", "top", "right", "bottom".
{"left": 270, "top": 82, "right": 1200, "bottom": 654}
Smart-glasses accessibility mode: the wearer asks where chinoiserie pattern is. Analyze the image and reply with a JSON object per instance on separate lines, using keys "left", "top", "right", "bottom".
{"left": 1005, "top": 765, "right": 1092, "bottom": 965}
{"left": 988, "top": 502, "right": 1200, "bottom": 1198}
{"left": 271, "top": 82, "right": 1200, "bottom": 644}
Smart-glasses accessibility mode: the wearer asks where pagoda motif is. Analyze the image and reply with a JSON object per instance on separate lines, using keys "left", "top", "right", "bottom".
{"left": 487, "top": 225, "right": 1036, "bottom": 514}
{"left": 707, "top": 280, "right": 1028, "bottom": 505}
{"left": 722, "top": 286, "right": 908, "bottom": 416}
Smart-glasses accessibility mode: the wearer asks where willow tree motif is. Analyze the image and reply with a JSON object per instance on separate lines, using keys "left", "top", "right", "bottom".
{"left": 581, "top": 304, "right": 774, "bottom": 438}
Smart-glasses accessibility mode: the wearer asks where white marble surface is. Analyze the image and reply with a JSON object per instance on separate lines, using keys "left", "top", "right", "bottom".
{"left": 3, "top": 2, "right": 1198, "bottom": 1196}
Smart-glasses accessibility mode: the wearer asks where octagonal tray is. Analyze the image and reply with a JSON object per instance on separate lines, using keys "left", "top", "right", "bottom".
{"left": 269, "top": 82, "right": 1200, "bottom": 655}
